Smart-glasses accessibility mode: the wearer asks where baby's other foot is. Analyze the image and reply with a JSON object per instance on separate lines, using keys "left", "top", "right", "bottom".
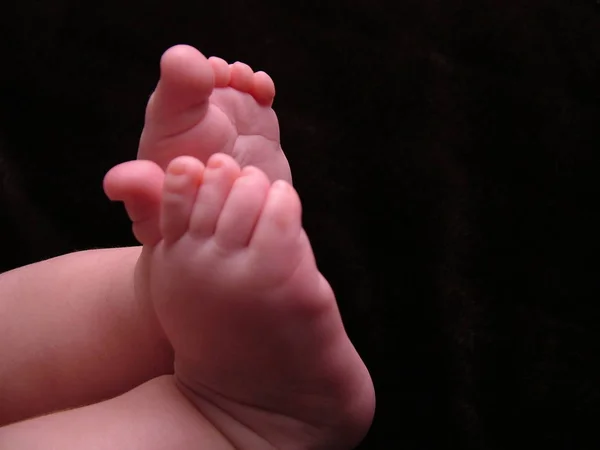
{"left": 138, "top": 45, "right": 291, "bottom": 184}
{"left": 122, "top": 154, "right": 374, "bottom": 449}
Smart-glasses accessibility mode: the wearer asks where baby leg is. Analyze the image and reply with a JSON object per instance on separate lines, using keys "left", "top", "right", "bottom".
{"left": 0, "top": 375, "right": 242, "bottom": 450}
{"left": 0, "top": 246, "right": 173, "bottom": 426}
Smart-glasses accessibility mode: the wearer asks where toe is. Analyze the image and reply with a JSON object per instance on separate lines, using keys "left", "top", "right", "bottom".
{"left": 103, "top": 160, "right": 164, "bottom": 246}
{"left": 249, "top": 180, "right": 303, "bottom": 257}
{"left": 209, "top": 57, "right": 231, "bottom": 87}
{"left": 188, "top": 153, "right": 241, "bottom": 238}
{"left": 214, "top": 166, "right": 270, "bottom": 249}
{"left": 160, "top": 156, "right": 205, "bottom": 243}
{"left": 229, "top": 62, "right": 254, "bottom": 92}
{"left": 142, "top": 45, "right": 215, "bottom": 138}
{"left": 251, "top": 71, "right": 276, "bottom": 106}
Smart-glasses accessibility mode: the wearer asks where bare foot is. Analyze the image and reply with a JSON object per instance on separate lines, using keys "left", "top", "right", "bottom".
{"left": 104, "top": 154, "right": 375, "bottom": 449}
{"left": 138, "top": 45, "right": 291, "bottom": 184}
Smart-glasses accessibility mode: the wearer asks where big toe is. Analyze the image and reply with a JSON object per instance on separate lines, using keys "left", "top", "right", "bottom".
{"left": 142, "top": 45, "right": 215, "bottom": 141}
{"left": 249, "top": 180, "right": 304, "bottom": 274}
{"left": 103, "top": 160, "right": 164, "bottom": 246}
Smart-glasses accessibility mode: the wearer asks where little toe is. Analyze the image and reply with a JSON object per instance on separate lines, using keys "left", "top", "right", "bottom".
{"left": 250, "top": 71, "right": 276, "bottom": 106}
{"left": 209, "top": 57, "right": 231, "bottom": 87}
{"left": 250, "top": 180, "right": 303, "bottom": 257}
{"left": 188, "top": 153, "right": 241, "bottom": 237}
{"left": 229, "top": 62, "right": 254, "bottom": 92}
{"left": 103, "top": 160, "right": 164, "bottom": 246}
{"left": 160, "top": 156, "right": 205, "bottom": 243}
{"left": 214, "top": 166, "right": 270, "bottom": 249}
{"left": 142, "top": 45, "right": 215, "bottom": 137}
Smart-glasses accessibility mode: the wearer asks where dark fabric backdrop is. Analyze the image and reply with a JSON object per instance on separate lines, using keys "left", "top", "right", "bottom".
{"left": 1, "top": 1, "right": 599, "bottom": 448}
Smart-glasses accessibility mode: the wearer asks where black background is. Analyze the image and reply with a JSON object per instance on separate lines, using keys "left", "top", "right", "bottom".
{"left": 1, "top": 1, "right": 599, "bottom": 448}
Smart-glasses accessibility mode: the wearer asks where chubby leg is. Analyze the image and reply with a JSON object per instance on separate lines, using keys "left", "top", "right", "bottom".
{"left": 0, "top": 246, "right": 173, "bottom": 426}
{"left": 0, "top": 161, "right": 173, "bottom": 426}
{"left": 0, "top": 376, "right": 237, "bottom": 450}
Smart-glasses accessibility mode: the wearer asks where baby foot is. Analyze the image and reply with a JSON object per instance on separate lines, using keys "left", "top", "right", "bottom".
{"left": 138, "top": 45, "right": 292, "bottom": 184}
{"left": 106, "top": 154, "right": 375, "bottom": 449}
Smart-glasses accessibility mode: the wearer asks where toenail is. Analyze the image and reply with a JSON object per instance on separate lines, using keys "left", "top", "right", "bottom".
{"left": 271, "top": 180, "right": 292, "bottom": 195}
{"left": 207, "top": 158, "right": 224, "bottom": 169}
{"left": 273, "top": 180, "right": 290, "bottom": 192}
{"left": 169, "top": 160, "right": 188, "bottom": 175}
{"left": 241, "top": 166, "right": 257, "bottom": 176}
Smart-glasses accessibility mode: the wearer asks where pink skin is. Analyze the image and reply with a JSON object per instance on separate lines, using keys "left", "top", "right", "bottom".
{"left": 108, "top": 44, "right": 291, "bottom": 245}
{"left": 105, "top": 154, "right": 375, "bottom": 447}
{"left": 137, "top": 45, "right": 291, "bottom": 183}
{"left": 0, "top": 43, "right": 373, "bottom": 450}
{"left": 103, "top": 44, "right": 375, "bottom": 447}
